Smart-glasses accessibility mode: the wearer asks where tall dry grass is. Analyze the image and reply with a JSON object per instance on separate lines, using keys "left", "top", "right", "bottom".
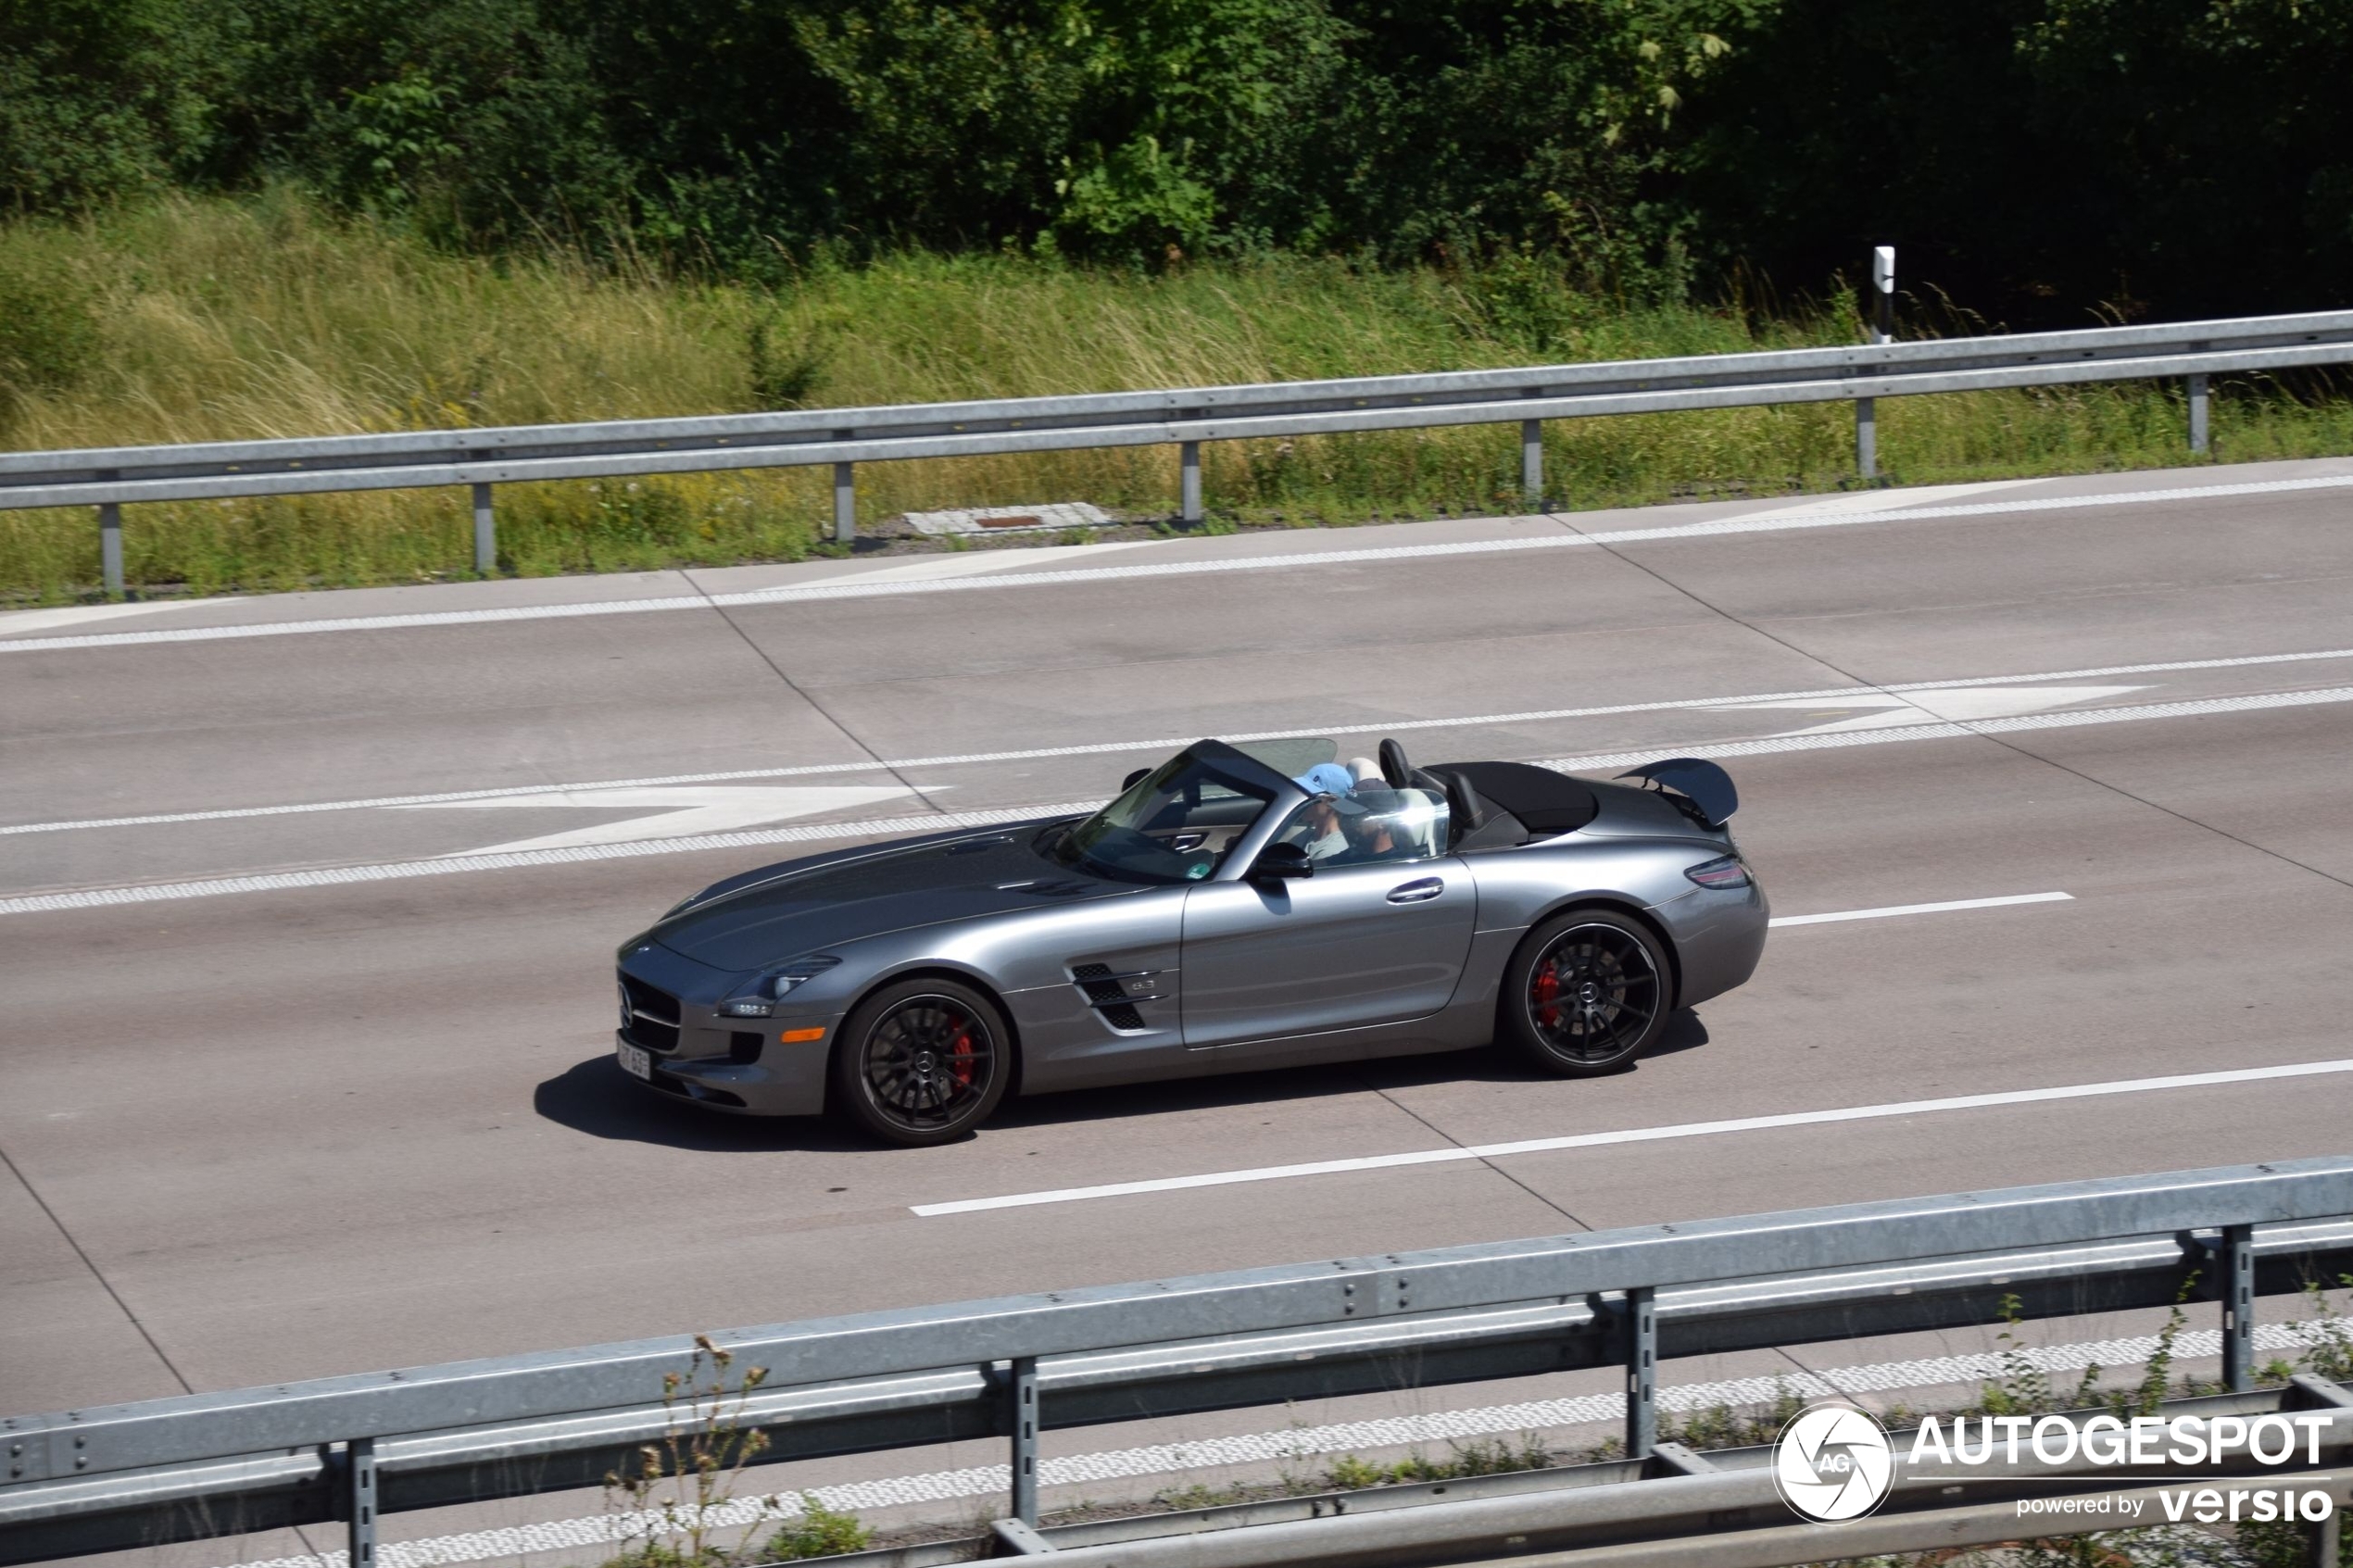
{"left": 4, "top": 192, "right": 2350, "bottom": 602}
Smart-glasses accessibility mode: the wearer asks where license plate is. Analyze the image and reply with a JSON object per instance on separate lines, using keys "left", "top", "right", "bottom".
{"left": 616, "top": 1040, "right": 651, "bottom": 1080}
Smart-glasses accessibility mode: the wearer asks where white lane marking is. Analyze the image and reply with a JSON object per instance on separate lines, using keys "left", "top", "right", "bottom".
{"left": 7, "top": 684, "right": 2352, "bottom": 915}
{"left": 0, "top": 803, "right": 1102, "bottom": 916}
{"left": 9, "top": 469, "right": 2353, "bottom": 652}
{"left": 911, "top": 1058, "right": 2353, "bottom": 1216}
{"left": 10, "top": 645, "right": 2353, "bottom": 839}
{"left": 395, "top": 784, "right": 920, "bottom": 856}
{"left": 1529, "top": 684, "right": 2353, "bottom": 774}
{"left": 1709, "top": 478, "right": 2043, "bottom": 521}
{"left": 0, "top": 599, "right": 217, "bottom": 636}
{"left": 209, "top": 1317, "right": 2341, "bottom": 1568}
{"left": 1768, "top": 891, "right": 2072, "bottom": 926}
{"left": 1713, "top": 684, "right": 2148, "bottom": 735}
{"left": 827, "top": 539, "right": 1168, "bottom": 583}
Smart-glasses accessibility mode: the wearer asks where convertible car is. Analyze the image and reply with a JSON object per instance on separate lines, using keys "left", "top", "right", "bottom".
{"left": 613, "top": 738, "right": 1768, "bottom": 1146}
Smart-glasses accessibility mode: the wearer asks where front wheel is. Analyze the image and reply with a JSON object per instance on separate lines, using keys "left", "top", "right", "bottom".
{"left": 829, "top": 978, "right": 1013, "bottom": 1147}
{"left": 1501, "top": 909, "right": 1672, "bottom": 1077}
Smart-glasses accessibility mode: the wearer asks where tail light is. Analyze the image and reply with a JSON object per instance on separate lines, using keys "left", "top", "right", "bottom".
{"left": 1685, "top": 854, "right": 1752, "bottom": 890}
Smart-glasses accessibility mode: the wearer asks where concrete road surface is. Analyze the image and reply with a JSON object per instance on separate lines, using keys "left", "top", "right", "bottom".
{"left": 4, "top": 457, "right": 2351, "bottom": 1442}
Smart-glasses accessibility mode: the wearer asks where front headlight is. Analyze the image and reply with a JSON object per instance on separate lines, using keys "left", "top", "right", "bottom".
{"left": 720, "top": 955, "right": 842, "bottom": 1016}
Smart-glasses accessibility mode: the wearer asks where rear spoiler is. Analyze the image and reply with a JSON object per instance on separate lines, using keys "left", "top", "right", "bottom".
{"left": 1616, "top": 758, "right": 1738, "bottom": 828}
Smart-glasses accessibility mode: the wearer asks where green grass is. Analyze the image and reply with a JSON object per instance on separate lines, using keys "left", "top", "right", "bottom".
{"left": 7, "top": 191, "right": 2353, "bottom": 603}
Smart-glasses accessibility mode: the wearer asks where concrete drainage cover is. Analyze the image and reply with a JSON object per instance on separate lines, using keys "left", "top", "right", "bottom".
{"left": 902, "top": 502, "right": 1113, "bottom": 535}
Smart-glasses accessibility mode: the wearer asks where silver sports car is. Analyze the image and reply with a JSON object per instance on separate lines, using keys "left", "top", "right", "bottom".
{"left": 613, "top": 737, "right": 1768, "bottom": 1146}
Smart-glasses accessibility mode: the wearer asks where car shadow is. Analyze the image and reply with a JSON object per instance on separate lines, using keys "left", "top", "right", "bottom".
{"left": 987, "top": 1009, "right": 1713, "bottom": 1134}
{"left": 533, "top": 1054, "right": 873, "bottom": 1153}
{"left": 535, "top": 1010, "right": 1709, "bottom": 1149}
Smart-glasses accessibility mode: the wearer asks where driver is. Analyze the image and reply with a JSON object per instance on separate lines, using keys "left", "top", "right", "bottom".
{"left": 1284, "top": 764, "right": 1365, "bottom": 862}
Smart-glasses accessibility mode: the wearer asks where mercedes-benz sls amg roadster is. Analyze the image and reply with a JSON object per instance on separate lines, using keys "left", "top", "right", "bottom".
{"left": 613, "top": 737, "right": 1767, "bottom": 1145}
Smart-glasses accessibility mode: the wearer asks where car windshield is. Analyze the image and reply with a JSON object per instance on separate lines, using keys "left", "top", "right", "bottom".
{"left": 1047, "top": 745, "right": 1285, "bottom": 884}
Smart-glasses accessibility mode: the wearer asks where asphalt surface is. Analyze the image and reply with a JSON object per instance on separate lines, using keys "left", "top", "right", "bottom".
{"left": 5, "top": 458, "right": 2352, "bottom": 1434}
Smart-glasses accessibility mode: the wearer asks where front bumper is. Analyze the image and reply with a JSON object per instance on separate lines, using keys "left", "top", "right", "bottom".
{"left": 615, "top": 1029, "right": 834, "bottom": 1115}
{"left": 615, "top": 941, "right": 837, "bottom": 1115}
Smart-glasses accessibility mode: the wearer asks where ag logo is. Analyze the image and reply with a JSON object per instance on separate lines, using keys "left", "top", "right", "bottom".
{"left": 1772, "top": 1400, "right": 1894, "bottom": 1522}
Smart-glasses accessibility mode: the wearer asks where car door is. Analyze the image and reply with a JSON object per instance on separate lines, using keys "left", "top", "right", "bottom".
{"left": 1178, "top": 847, "right": 1478, "bottom": 1050}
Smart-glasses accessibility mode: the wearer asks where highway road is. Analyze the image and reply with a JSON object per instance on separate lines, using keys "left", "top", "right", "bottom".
{"left": 4, "top": 454, "right": 2351, "bottom": 1477}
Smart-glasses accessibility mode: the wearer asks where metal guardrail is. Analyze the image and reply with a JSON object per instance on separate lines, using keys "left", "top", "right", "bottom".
{"left": 9, "top": 308, "right": 2353, "bottom": 595}
{"left": 5, "top": 1159, "right": 2353, "bottom": 1566}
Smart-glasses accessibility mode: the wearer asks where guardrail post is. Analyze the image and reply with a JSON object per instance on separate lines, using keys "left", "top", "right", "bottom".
{"left": 1625, "top": 1286, "right": 1657, "bottom": 1459}
{"left": 1179, "top": 440, "right": 1202, "bottom": 525}
{"left": 471, "top": 483, "right": 496, "bottom": 575}
{"left": 1521, "top": 419, "right": 1544, "bottom": 508}
{"left": 1855, "top": 398, "right": 1877, "bottom": 480}
{"left": 1007, "top": 1356, "right": 1040, "bottom": 1525}
{"left": 343, "top": 1436, "right": 378, "bottom": 1568}
{"left": 832, "top": 458, "right": 855, "bottom": 545}
{"left": 2221, "top": 1223, "right": 2256, "bottom": 1392}
{"left": 2189, "top": 372, "right": 2211, "bottom": 454}
{"left": 98, "top": 501, "right": 124, "bottom": 599}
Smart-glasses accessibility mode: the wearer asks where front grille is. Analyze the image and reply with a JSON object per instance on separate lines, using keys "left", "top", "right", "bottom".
{"left": 619, "top": 972, "right": 682, "bottom": 1053}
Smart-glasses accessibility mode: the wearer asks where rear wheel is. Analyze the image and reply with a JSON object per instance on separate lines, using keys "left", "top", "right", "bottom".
{"left": 1502, "top": 909, "right": 1671, "bottom": 1077}
{"left": 829, "top": 977, "right": 1012, "bottom": 1147}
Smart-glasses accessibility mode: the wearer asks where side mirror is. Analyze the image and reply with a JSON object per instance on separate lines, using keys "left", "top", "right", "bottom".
{"left": 1249, "top": 842, "right": 1315, "bottom": 883}
{"left": 1122, "top": 768, "right": 1151, "bottom": 791}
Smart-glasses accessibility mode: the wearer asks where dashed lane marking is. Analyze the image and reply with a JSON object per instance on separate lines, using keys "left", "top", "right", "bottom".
{"left": 908, "top": 1058, "right": 2353, "bottom": 1216}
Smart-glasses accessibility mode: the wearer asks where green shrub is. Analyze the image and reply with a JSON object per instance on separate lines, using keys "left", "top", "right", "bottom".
{"left": 759, "top": 1495, "right": 870, "bottom": 1561}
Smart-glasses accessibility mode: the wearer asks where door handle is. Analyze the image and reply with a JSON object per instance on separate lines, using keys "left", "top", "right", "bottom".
{"left": 1387, "top": 877, "right": 1445, "bottom": 904}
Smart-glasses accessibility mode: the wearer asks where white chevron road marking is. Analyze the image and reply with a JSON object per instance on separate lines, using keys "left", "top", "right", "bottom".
{"left": 397, "top": 784, "right": 923, "bottom": 855}
{"left": 9, "top": 645, "right": 2350, "bottom": 840}
{"left": 5, "top": 682, "right": 2351, "bottom": 915}
{"left": 1708, "top": 684, "right": 2150, "bottom": 735}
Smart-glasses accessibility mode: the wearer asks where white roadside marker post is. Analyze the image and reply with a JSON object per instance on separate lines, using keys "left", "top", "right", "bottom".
{"left": 833, "top": 433, "right": 855, "bottom": 543}
{"left": 1858, "top": 245, "right": 1894, "bottom": 482}
{"left": 472, "top": 481, "right": 495, "bottom": 574}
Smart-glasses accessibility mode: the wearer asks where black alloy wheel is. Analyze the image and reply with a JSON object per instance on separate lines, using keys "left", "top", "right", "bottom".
{"left": 830, "top": 976, "right": 1012, "bottom": 1146}
{"left": 1502, "top": 909, "right": 1671, "bottom": 1076}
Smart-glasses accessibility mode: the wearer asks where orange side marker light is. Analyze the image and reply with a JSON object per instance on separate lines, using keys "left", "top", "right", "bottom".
{"left": 779, "top": 1027, "right": 827, "bottom": 1044}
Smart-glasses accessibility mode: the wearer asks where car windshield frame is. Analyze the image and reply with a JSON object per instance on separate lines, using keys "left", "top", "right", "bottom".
{"left": 1047, "top": 741, "right": 1297, "bottom": 886}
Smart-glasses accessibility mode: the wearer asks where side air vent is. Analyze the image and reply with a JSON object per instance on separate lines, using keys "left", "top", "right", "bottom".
{"left": 1066, "top": 962, "right": 1166, "bottom": 1033}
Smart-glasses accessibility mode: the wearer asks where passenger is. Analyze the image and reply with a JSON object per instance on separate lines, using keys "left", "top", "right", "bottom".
{"left": 1343, "top": 788, "right": 1419, "bottom": 861}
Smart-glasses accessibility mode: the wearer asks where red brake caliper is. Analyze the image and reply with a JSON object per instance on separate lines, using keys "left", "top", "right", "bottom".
{"left": 950, "top": 1029, "right": 976, "bottom": 1089}
{"left": 1532, "top": 964, "right": 1561, "bottom": 1029}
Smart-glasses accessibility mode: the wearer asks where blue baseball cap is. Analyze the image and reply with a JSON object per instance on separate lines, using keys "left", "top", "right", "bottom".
{"left": 1292, "top": 763, "right": 1360, "bottom": 799}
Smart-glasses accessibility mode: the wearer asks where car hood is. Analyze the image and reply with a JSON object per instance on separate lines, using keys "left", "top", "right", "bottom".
{"left": 648, "top": 829, "right": 1124, "bottom": 972}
